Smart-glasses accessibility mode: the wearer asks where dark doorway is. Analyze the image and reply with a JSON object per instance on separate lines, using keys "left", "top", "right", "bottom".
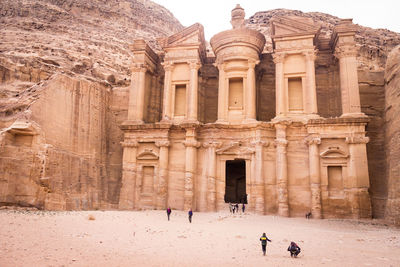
{"left": 224, "top": 159, "right": 247, "bottom": 204}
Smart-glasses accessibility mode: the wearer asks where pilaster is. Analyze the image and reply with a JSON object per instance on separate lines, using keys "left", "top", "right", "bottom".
{"left": 216, "top": 63, "right": 227, "bottom": 123}
{"left": 203, "top": 141, "right": 222, "bottom": 212}
{"left": 251, "top": 139, "right": 269, "bottom": 214}
{"left": 155, "top": 140, "right": 170, "bottom": 209}
{"left": 275, "top": 123, "right": 289, "bottom": 217}
{"left": 306, "top": 135, "right": 322, "bottom": 219}
{"left": 161, "top": 62, "right": 174, "bottom": 121}
{"left": 183, "top": 127, "right": 200, "bottom": 210}
{"left": 303, "top": 50, "right": 318, "bottom": 115}
{"left": 272, "top": 53, "right": 286, "bottom": 117}
{"left": 188, "top": 61, "right": 201, "bottom": 122}
{"left": 119, "top": 140, "right": 139, "bottom": 209}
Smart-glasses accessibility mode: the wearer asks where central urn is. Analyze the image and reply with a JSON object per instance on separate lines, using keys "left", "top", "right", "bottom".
{"left": 210, "top": 4, "right": 266, "bottom": 123}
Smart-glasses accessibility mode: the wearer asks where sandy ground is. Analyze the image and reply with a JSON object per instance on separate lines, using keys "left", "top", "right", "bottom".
{"left": 0, "top": 209, "right": 399, "bottom": 267}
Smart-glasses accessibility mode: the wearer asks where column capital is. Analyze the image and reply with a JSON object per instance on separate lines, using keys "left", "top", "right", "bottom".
{"left": 305, "top": 136, "right": 321, "bottom": 146}
{"left": 214, "top": 62, "right": 226, "bottom": 71}
{"left": 302, "top": 49, "right": 318, "bottom": 61}
{"left": 188, "top": 60, "right": 201, "bottom": 70}
{"left": 155, "top": 140, "right": 170, "bottom": 147}
{"left": 345, "top": 135, "right": 369, "bottom": 144}
{"left": 161, "top": 61, "right": 175, "bottom": 71}
{"left": 130, "top": 63, "right": 148, "bottom": 73}
{"left": 274, "top": 138, "right": 288, "bottom": 147}
{"left": 248, "top": 59, "right": 260, "bottom": 69}
{"left": 334, "top": 45, "right": 358, "bottom": 59}
{"left": 121, "top": 140, "right": 139, "bottom": 147}
{"left": 202, "top": 140, "right": 222, "bottom": 149}
{"left": 183, "top": 140, "right": 201, "bottom": 148}
{"left": 272, "top": 52, "right": 286, "bottom": 64}
{"left": 251, "top": 140, "right": 270, "bottom": 147}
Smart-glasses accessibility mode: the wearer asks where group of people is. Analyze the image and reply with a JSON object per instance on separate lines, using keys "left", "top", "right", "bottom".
{"left": 259, "top": 233, "right": 301, "bottom": 257}
{"left": 229, "top": 203, "right": 245, "bottom": 214}
{"left": 166, "top": 207, "right": 193, "bottom": 223}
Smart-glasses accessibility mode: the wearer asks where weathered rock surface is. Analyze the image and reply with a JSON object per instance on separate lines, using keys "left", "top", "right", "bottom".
{"left": 385, "top": 45, "right": 400, "bottom": 226}
{"left": 0, "top": 0, "right": 182, "bottom": 209}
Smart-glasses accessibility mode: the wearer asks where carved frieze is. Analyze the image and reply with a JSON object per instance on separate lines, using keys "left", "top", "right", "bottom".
{"left": 183, "top": 140, "right": 201, "bottom": 148}
{"left": 345, "top": 135, "right": 369, "bottom": 144}
{"left": 155, "top": 140, "right": 170, "bottom": 147}
{"left": 202, "top": 140, "right": 222, "bottom": 149}
{"left": 121, "top": 140, "right": 139, "bottom": 148}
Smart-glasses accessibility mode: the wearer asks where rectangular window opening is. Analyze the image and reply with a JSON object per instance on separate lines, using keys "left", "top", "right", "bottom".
{"left": 288, "top": 77, "right": 303, "bottom": 112}
{"left": 174, "top": 84, "right": 186, "bottom": 116}
{"left": 229, "top": 78, "right": 243, "bottom": 110}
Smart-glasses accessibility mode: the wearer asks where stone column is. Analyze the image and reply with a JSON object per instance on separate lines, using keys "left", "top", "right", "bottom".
{"left": 251, "top": 139, "right": 269, "bottom": 215}
{"left": 155, "top": 140, "right": 170, "bottom": 209}
{"left": 119, "top": 140, "right": 139, "bottom": 209}
{"left": 216, "top": 63, "right": 227, "bottom": 123}
{"left": 306, "top": 136, "right": 322, "bottom": 219}
{"left": 188, "top": 61, "right": 200, "bottom": 122}
{"left": 272, "top": 53, "right": 286, "bottom": 117}
{"left": 183, "top": 127, "right": 200, "bottom": 210}
{"left": 345, "top": 135, "right": 371, "bottom": 218}
{"left": 335, "top": 46, "right": 364, "bottom": 116}
{"left": 275, "top": 124, "right": 289, "bottom": 217}
{"left": 203, "top": 141, "right": 222, "bottom": 212}
{"left": 162, "top": 62, "right": 174, "bottom": 120}
{"left": 304, "top": 50, "right": 318, "bottom": 114}
{"left": 245, "top": 60, "right": 258, "bottom": 121}
{"left": 127, "top": 64, "right": 147, "bottom": 123}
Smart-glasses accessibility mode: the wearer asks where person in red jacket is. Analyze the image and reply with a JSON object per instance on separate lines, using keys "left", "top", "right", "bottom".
{"left": 287, "top": 241, "right": 301, "bottom": 257}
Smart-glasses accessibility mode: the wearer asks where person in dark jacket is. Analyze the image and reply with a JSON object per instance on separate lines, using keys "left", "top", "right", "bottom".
{"left": 242, "top": 203, "right": 245, "bottom": 213}
{"left": 188, "top": 209, "right": 193, "bottom": 223}
{"left": 259, "top": 233, "right": 272, "bottom": 256}
{"left": 287, "top": 241, "right": 301, "bottom": 257}
{"left": 166, "top": 207, "right": 171, "bottom": 221}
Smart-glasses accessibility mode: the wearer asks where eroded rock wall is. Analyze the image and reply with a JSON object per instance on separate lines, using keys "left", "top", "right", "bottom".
{"left": 384, "top": 45, "right": 400, "bottom": 225}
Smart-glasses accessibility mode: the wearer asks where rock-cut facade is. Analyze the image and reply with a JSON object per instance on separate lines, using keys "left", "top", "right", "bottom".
{"left": 119, "top": 5, "right": 372, "bottom": 219}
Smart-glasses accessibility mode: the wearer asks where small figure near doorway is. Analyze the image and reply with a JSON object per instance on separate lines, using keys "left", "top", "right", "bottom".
{"left": 235, "top": 203, "right": 239, "bottom": 213}
{"left": 259, "top": 233, "right": 272, "bottom": 256}
{"left": 188, "top": 209, "right": 193, "bottom": 223}
{"left": 167, "top": 207, "right": 172, "bottom": 221}
{"left": 229, "top": 203, "right": 233, "bottom": 213}
{"left": 242, "top": 203, "right": 245, "bottom": 213}
{"left": 305, "top": 211, "right": 312, "bottom": 219}
{"left": 288, "top": 241, "right": 301, "bottom": 257}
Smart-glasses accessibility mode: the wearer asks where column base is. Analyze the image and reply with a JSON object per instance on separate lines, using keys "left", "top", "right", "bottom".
{"left": 215, "top": 119, "right": 229, "bottom": 125}
{"left": 341, "top": 112, "right": 368, "bottom": 118}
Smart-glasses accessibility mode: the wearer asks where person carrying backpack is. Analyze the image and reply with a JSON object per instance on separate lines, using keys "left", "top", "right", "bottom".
{"left": 287, "top": 241, "right": 301, "bottom": 257}
{"left": 259, "top": 233, "right": 272, "bottom": 256}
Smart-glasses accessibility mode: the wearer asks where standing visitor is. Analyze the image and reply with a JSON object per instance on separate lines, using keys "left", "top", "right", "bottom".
{"left": 242, "top": 203, "right": 245, "bottom": 213}
{"left": 235, "top": 203, "right": 239, "bottom": 213}
{"left": 188, "top": 209, "right": 193, "bottom": 223}
{"left": 259, "top": 233, "right": 272, "bottom": 256}
{"left": 167, "top": 207, "right": 171, "bottom": 221}
{"left": 229, "top": 203, "right": 233, "bottom": 213}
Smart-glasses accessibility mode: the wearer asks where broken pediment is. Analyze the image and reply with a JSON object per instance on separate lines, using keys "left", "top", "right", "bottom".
{"left": 320, "top": 147, "right": 348, "bottom": 159}
{"left": 137, "top": 149, "right": 159, "bottom": 160}
{"left": 216, "top": 141, "right": 255, "bottom": 155}
{"left": 158, "top": 23, "right": 206, "bottom": 48}
{"left": 271, "top": 16, "right": 320, "bottom": 38}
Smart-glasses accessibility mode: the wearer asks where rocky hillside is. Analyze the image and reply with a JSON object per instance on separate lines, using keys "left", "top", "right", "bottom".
{"left": 246, "top": 9, "right": 400, "bottom": 70}
{"left": 0, "top": 0, "right": 183, "bottom": 121}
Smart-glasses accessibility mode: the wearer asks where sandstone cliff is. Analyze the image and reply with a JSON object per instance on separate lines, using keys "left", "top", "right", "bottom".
{"left": 385, "top": 45, "right": 400, "bottom": 226}
{"left": 0, "top": 0, "right": 182, "bottom": 209}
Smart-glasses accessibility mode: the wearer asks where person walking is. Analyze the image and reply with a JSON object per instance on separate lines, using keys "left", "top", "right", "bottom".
{"left": 235, "top": 203, "right": 239, "bottom": 213}
{"left": 242, "top": 203, "right": 245, "bottom": 213}
{"left": 287, "top": 241, "right": 301, "bottom": 257}
{"left": 167, "top": 207, "right": 171, "bottom": 221}
{"left": 259, "top": 233, "right": 272, "bottom": 256}
{"left": 188, "top": 209, "right": 193, "bottom": 223}
{"left": 229, "top": 203, "right": 233, "bottom": 213}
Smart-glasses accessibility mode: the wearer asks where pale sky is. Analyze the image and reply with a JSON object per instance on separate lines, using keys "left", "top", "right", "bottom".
{"left": 152, "top": 0, "right": 400, "bottom": 40}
